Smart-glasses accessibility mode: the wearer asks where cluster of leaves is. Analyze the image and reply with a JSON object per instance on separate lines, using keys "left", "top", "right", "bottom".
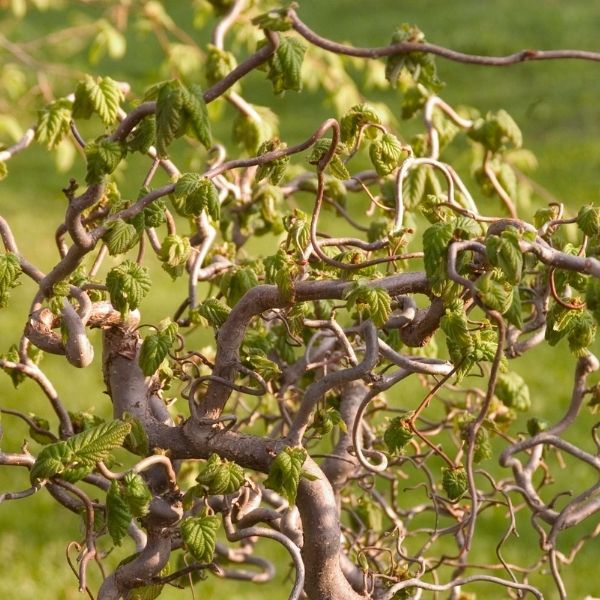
{"left": 30, "top": 420, "right": 131, "bottom": 483}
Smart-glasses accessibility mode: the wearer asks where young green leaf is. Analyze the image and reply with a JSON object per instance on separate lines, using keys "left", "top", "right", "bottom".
{"left": 0, "top": 252, "right": 22, "bottom": 307}
{"left": 180, "top": 513, "right": 220, "bottom": 563}
{"left": 155, "top": 80, "right": 184, "bottom": 156}
{"left": 384, "top": 417, "right": 413, "bottom": 454}
{"left": 194, "top": 453, "right": 245, "bottom": 495}
{"left": 30, "top": 441, "right": 73, "bottom": 482}
{"left": 344, "top": 283, "right": 392, "bottom": 327}
{"left": 245, "top": 351, "right": 281, "bottom": 382}
{"left": 568, "top": 309, "right": 596, "bottom": 356}
{"left": 308, "top": 138, "right": 349, "bottom": 180}
{"left": 128, "top": 116, "right": 156, "bottom": 154}
{"left": 385, "top": 24, "right": 443, "bottom": 92}
{"left": 255, "top": 138, "right": 289, "bottom": 185}
{"left": 35, "top": 98, "right": 72, "bottom": 149}
{"left": 340, "top": 103, "right": 383, "bottom": 147}
{"left": 139, "top": 329, "right": 174, "bottom": 376}
{"left": 220, "top": 266, "right": 259, "bottom": 307}
{"left": 205, "top": 44, "right": 237, "bottom": 86}
{"left": 476, "top": 272, "right": 514, "bottom": 314}
{"left": 468, "top": 109, "right": 522, "bottom": 153}
{"left": 495, "top": 371, "right": 530, "bottom": 411}
{"left": 311, "top": 407, "right": 347, "bottom": 437}
{"left": 121, "top": 472, "right": 152, "bottom": 518}
{"left": 264, "top": 446, "right": 307, "bottom": 505}
{"left": 66, "top": 420, "right": 131, "bottom": 465}
{"left": 577, "top": 204, "right": 600, "bottom": 238}
{"left": 171, "top": 173, "right": 219, "bottom": 220}
{"left": 442, "top": 466, "right": 467, "bottom": 501}
{"left": 106, "top": 261, "right": 151, "bottom": 315}
{"left": 106, "top": 480, "right": 132, "bottom": 546}
{"left": 182, "top": 83, "right": 212, "bottom": 149}
{"left": 266, "top": 36, "right": 307, "bottom": 95}
{"left": 422, "top": 221, "right": 453, "bottom": 288}
{"left": 85, "top": 137, "right": 125, "bottom": 185}
{"left": 195, "top": 297, "right": 231, "bottom": 328}
{"left": 158, "top": 234, "right": 191, "bottom": 279}
{"left": 264, "top": 249, "right": 295, "bottom": 301}
{"left": 369, "top": 132, "right": 405, "bottom": 176}
{"left": 485, "top": 227, "right": 523, "bottom": 284}
{"left": 72, "top": 75, "right": 123, "bottom": 125}
{"left": 103, "top": 219, "right": 139, "bottom": 256}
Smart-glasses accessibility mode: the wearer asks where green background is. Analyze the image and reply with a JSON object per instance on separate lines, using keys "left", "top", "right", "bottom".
{"left": 1, "top": 1, "right": 600, "bottom": 597}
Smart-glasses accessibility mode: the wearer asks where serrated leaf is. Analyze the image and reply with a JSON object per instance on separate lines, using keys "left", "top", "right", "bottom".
{"left": 496, "top": 371, "right": 530, "bottom": 411}
{"left": 441, "top": 304, "right": 473, "bottom": 351}
{"left": 73, "top": 75, "right": 123, "bottom": 125}
{"left": 385, "top": 24, "right": 443, "bottom": 92}
{"left": 504, "top": 291, "right": 524, "bottom": 330}
{"left": 264, "top": 249, "right": 295, "bottom": 301}
{"left": 172, "top": 173, "right": 219, "bottom": 219}
{"left": 195, "top": 453, "right": 245, "bottom": 495}
{"left": 266, "top": 36, "right": 306, "bottom": 95}
{"left": 255, "top": 138, "right": 289, "bottom": 185}
{"left": 103, "top": 219, "right": 139, "bottom": 256}
{"left": 442, "top": 466, "right": 467, "bottom": 501}
{"left": 577, "top": 204, "right": 600, "bottom": 238}
{"left": 369, "top": 132, "right": 405, "bottom": 176}
{"left": 30, "top": 441, "right": 73, "bottom": 482}
{"left": 476, "top": 272, "right": 514, "bottom": 314}
{"left": 143, "top": 197, "right": 166, "bottom": 228}
{"left": 245, "top": 352, "right": 281, "bottom": 382}
{"left": 85, "top": 137, "right": 125, "bottom": 185}
{"left": 121, "top": 472, "right": 152, "bottom": 517}
{"left": 66, "top": 420, "right": 131, "bottom": 465}
{"left": 195, "top": 297, "right": 231, "bottom": 327}
{"left": 485, "top": 227, "right": 523, "bottom": 284}
{"left": 106, "top": 261, "right": 151, "bottom": 315}
{"left": 205, "top": 44, "right": 237, "bottom": 86}
{"left": 155, "top": 80, "right": 184, "bottom": 156}
{"left": 107, "top": 480, "right": 132, "bottom": 546}
{"left": 459, "top": 418, "right": 493, "bottom": 463}
{"left": 340, "top": 103, "right": 382, "bottom": 147}
{"left": 568, "top": 309, "right": 596, "bottom": 357}
{"left": 182, "top": 83, "right": 212, "bottom": 149}
{"left": 404, "top": 167, "right": 427, "bottom": 210}
{"left": 264, "top": 446, "right": 307, "bottom": 505}
{"left": 128, "top": 116, "right": 156, "bottom": 154}
{"left": 308, "top": 138, "right": 349, "bottom": 180}
{"left": 159, "top": 234, "right": 191, "bottom": 270}
{"left": 467, "top": 109, "right": 522, "bottom": 153}
{"left": 284, "top": 210, "right": 310, "bottom": 254}
{"left": 344, "top": 283, "right": 392, "bottom": 326}
{"left": 312, "top": 407, "right": 347, "bottom": 437}
{"left": 220, "top": 266, "right": 259, "bottom": 307}
{"left": 180, "top": 514, "right": 220, "bottom": 563}
{"left": 35, "top": 98, "right": 72, "bottom": 149}
{"left": 139, "top": 331, "right": 173, "bottom": 376}
{"left": 0, "top": 252, "right": 22, "bottom": 307}
{"left": 422, "top": 222, "right": 453, "bottom": 288}
{"left": 384, "top": 417, "right": 413, "bottom": 454}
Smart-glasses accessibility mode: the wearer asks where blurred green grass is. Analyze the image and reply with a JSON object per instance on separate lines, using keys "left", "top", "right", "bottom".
{"left": 1, "top": 1, "right": 600, "bottom": 598}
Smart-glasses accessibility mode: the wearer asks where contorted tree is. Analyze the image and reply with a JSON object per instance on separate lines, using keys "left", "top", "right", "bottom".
{"left": 2, "top": 2, "right": 600, "bottom": 599}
